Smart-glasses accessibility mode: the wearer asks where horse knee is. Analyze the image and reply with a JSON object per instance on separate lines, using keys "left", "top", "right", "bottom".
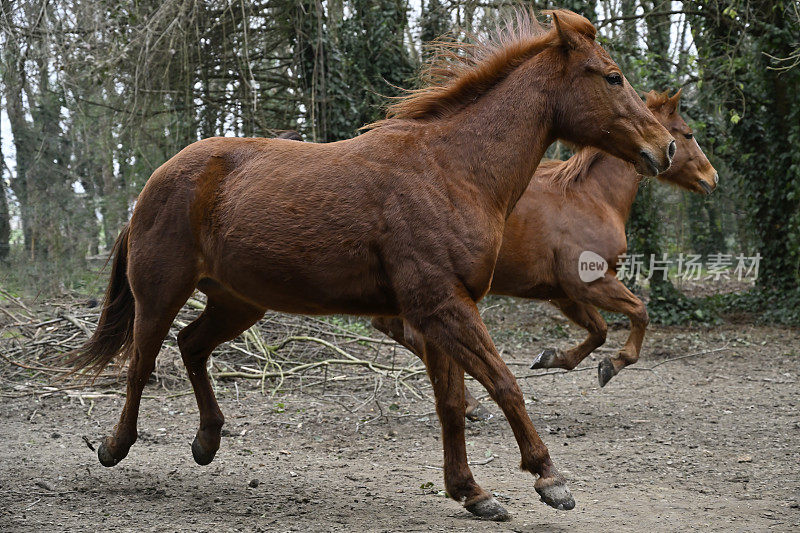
{"left": 632, "top": 305, "right": 649, "bottom": 328}
{"left": 437, "top": 394, "right": 465, "bottom": 418}
{"left": 177, "top": 336, "right": 199, "bottom": 365}
{"left": 594, "top": 321, "right": 608, "bottom": 343}
{"left": 490, "top": 375, "right": 523, "bottom": 405}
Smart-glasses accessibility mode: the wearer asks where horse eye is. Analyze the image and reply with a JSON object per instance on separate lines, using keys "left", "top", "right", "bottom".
{"left": 684, "top": 133, "right": 693, "bottom": 139}
{"left": 604, "top": 73, "right": 622, "bottom": 86}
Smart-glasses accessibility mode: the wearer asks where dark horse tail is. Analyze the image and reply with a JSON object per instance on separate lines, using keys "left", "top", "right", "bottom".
{"left": 66, "top": 224, "right": 135, "bottom": 378}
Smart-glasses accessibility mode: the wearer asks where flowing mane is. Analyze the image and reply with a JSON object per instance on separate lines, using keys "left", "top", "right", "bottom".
{"left": 366, "top": 9, "right": 595, "bottom": 128}
{"left": 535, "top": 150, "right": 609, "bottom": 191}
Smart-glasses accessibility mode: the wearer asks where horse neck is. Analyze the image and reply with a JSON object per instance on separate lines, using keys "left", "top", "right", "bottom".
{"left": 585, "top": 151, "right": 641, "bottom": 222}
{"left": 442, "top": 73, "right": 555, "bottom": 217}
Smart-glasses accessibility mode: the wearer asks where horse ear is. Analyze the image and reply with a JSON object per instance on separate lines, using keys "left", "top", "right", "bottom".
{"left": 550, "top": 11, "right": 580, "bottom": 50}
{"left": 665, "top": 88, "right": 682, "bottom": 115}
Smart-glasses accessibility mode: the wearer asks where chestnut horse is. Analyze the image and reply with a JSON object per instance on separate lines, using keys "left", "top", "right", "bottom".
{"left": 374, "top": 89, "right": 718, "bottom": 422}
{"left": 68, "top": 11, "right": 673, "bottom": 521}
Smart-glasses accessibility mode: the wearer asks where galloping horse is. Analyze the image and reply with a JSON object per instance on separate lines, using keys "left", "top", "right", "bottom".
{"left": 68, "top": 11, "right": 673, "bottom": 520}
{"left": 374, "top": 89, "right": 718, "bottom": 422}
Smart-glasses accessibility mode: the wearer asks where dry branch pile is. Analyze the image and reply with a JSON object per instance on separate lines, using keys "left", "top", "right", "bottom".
{"left": 0, "top": 289, "right": 426, "bottom": 401}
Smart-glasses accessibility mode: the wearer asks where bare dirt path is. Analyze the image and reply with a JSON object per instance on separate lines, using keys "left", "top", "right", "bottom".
{"left": 1, "top": 299, "right": 798, "bottom": 532}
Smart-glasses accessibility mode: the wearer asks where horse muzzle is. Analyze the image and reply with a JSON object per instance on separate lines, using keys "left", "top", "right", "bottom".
{"left": 636, "top": 140, "right": 674, "bottom": 177}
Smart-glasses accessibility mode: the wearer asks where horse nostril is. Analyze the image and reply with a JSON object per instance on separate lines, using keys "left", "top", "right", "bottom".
{"left": 713, "top": 172, "right": 719, "bottom": 184}
{"left": 667, "top": 140, "right": 676, "bottom": 161}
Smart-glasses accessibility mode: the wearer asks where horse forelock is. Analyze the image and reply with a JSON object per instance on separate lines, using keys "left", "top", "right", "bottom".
{"left": 644, "top": 90, "right": 669, "bottom": 111}
{"left": 644, "top": 89, "right": 683, "bottom": 116}
{"left": 366, "top": 9, "right": 594, "bottom": 128}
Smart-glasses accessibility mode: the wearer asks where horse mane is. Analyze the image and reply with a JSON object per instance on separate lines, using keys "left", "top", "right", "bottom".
{"left": 535, "top": 150, "right": 609, "bottom": 191}
{"left": 365, "top": 9, "right": 595, "bottom": 128}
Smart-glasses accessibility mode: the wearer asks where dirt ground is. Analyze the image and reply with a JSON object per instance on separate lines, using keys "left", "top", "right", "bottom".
{"left": 1, "top": 297, "right": 799, "bottom": 532}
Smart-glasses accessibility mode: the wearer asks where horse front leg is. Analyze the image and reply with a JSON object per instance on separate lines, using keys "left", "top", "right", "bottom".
{"left": 425, "top": 341, "right": 510, "bottom": 520}
{"left": 405, "top": 291, "right": 574, "bottom": 511}
{"left": 372, "top": 317, "right": 490, "bottom": 421}
{"left": 595, "top": 285, "right": 648, "bottom": 388}
{"left": 531, "top": 299, "right": 607, "bottom": 370}
{"left": 372, "top": 317, "right": 509, "bottom": 519}
{"left": 566, "top": 275, "right": 649, "bottom": 387}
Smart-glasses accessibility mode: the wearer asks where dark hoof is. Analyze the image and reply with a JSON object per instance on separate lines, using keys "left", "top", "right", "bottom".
{"left": 598, "top": 357, "right": 617, "bottom": 388}
{"left": 530, "top": 348, "right": 560, "bottom": 369}
{"left": 465, "top": 404, "right": 493, "bottom": 422}
{"left": 535, "top": 478, "right": 575, "bottom": 511}
{"left": 192, "top": 435, "right": 217, "bottom": 466}
{"left": 465, "top": 497, "right": 511, "bottom": 521}
{"left": 97, "top": 441, "right": 123, "bottom": 467}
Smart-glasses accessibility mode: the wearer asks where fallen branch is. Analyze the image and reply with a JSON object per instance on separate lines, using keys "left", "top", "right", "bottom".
{"left": 213, "top": 357, "right": 424, "bottom": 381}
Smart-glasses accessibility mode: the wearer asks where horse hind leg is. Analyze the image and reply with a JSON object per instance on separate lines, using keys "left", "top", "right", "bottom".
{"left": 178, "top": 279, "right": 264, "bottom": 465}
{"left": 98, "top": 271, "right": 197, "bottom": 467}
{"left": 464, "top": 386, "right": 492, "bottom": 421}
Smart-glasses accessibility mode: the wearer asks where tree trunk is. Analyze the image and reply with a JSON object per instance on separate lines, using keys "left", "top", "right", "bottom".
{"left": 0, "top": 102, "right": 10, "bottom": 261}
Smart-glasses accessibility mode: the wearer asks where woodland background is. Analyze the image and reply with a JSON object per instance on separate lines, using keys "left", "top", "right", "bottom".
{"left": 0, "top": 0, "right": 798, "bottom": 323}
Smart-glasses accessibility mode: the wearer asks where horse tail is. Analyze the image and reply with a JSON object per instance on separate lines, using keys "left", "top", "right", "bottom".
{"left": 66, "top": 224, "right": 135, "bottom": 379}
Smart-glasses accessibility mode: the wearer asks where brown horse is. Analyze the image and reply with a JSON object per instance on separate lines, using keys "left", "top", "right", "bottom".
{"left": 374, "top": 89, "right": 717, "bottom": 421}
{"left": 68, "top": 11, "right": 673, "bottom": 521}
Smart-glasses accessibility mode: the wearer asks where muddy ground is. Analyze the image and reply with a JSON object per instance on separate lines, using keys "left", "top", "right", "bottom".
{"left": 1, "top": 297, "right": 798, "bottom": 532}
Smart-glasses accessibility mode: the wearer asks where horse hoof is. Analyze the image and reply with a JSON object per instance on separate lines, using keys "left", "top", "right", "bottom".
{"left": 535, "top": 476, "right": 575, "bottom": 511}
{"left": 465, "top": 497, "right": 511, "bottom": 521}
{"left": 192, "top": 435, "right": 217, "bottom": 466}
{"left": 466, "top": 404, "right": 493, "bottom": 422}
{"left": 531, "top": 348, "right": 559, "bottom": 369}
{"left": 97, "top": 442, "right": 122, "bottom": 468}
{"left": 598, "top": 357, "right": 617, "bottom": 388}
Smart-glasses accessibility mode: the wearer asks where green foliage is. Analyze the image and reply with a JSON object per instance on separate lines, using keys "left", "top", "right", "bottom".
{"left": 338, "top": 0, "right": 417, "bottom": 134}
{"left": 420, "top": 0, "right": 450, "bottom": 44}
{"left": 647, "top": 281, "right": 720, "bottom": 326}
{"left": 691, "top": 0, "right": 800, "bottom": 292}
{"left": 320, "top": 316, "right": 373, "bottom": 337}
{"left": 704, "top": 287, "right": 800, "bottom": 326}
{"left": 688, "top": 194, "right": 726, "bottom": 257}
{"left": 0, "top": 0, "right": 798, "bottom": 316}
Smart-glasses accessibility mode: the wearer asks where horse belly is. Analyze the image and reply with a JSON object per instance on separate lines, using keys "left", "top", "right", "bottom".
{"left": 210, "top": 237, "right": 397, "bottom": 316}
